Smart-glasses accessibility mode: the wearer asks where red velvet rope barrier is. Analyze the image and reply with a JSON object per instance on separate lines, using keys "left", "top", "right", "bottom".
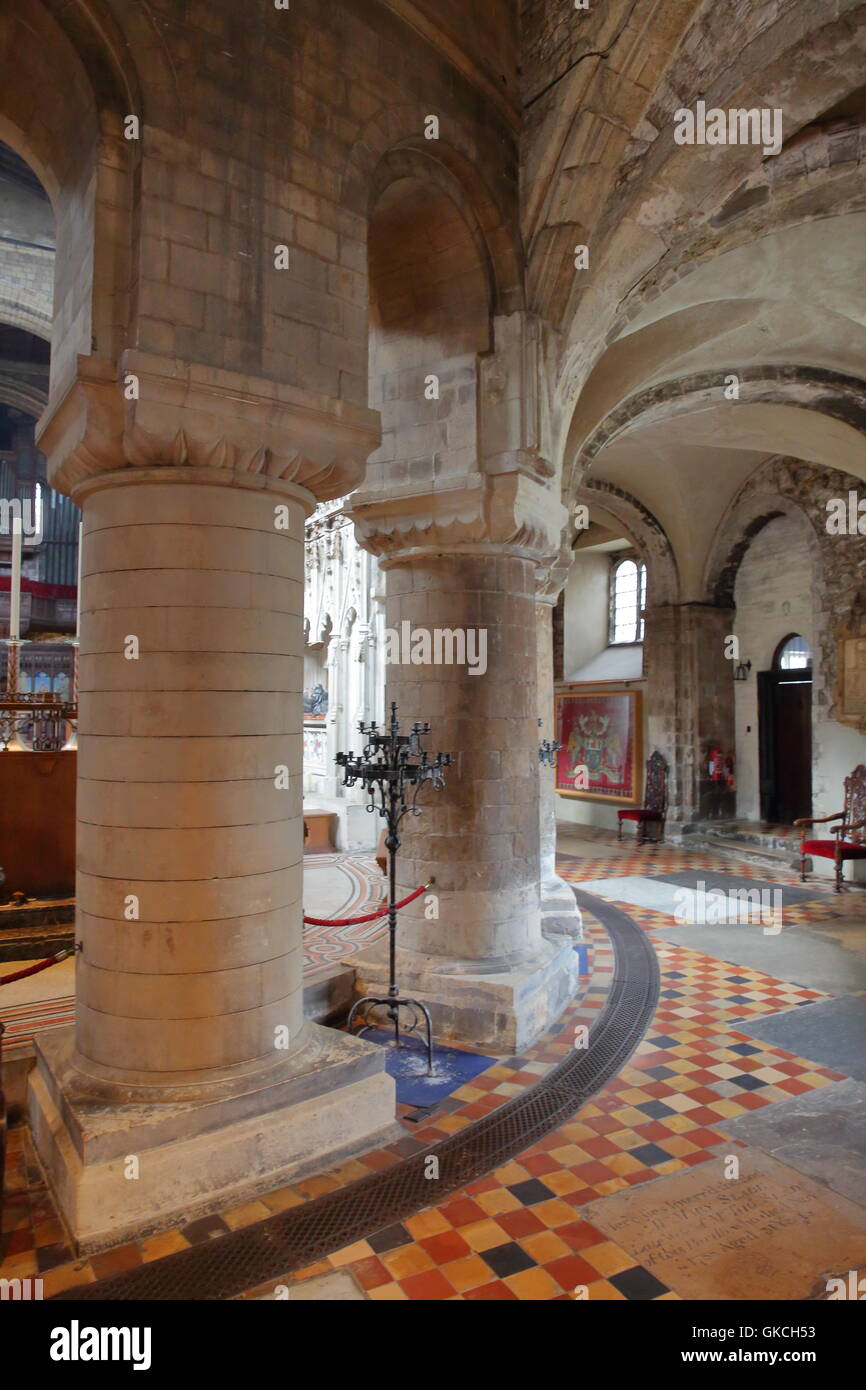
{"left": 303, "top": 882, "right": 429, "bottom": 927}
{"left": 0, "top": 890, "right": 432, "bottom": 981}
{"left": 0, "top": 949, "right": 71, "bottom": 986}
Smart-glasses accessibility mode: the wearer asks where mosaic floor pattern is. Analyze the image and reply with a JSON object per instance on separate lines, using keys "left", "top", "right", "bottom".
{"left": 2, "top": 831, "right": 864, "bottom": 1301}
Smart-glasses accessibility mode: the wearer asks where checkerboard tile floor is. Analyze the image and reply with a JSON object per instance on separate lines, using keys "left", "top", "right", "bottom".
{"left": 556, "top": 836, "right": 858, "bottom": 930}
{"left": 0, "top": 925, "right": 604, "bottom": 1293}
{"left": 0, "top": 837, "right": 854, "bottom": 1300}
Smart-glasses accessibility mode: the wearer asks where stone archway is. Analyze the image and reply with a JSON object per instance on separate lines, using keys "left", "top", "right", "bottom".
{"left": 0, "top": 0, "right": 137, "bottom": 414}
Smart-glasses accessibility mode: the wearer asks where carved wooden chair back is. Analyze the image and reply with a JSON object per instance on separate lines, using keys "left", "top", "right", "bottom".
{"left": 645, "top": 750, "right": 668, "bottom": 816}
{"left": 843, "top": 765, "right": 866, "bottom": 842}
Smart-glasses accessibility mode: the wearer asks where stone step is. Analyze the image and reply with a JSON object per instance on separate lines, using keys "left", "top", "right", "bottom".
{"left": 692, "top": 833, "right": 802, "bottom": 871}
{"left": 711, "top": 821, "right": 801, "bottom": 848}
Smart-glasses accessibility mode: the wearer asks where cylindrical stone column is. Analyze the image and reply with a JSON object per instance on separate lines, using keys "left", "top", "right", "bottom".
{"left": 536, "top": 598, "right": 582, "bottom": 937}
{"left": 644, "top": 602, "right": 736, "bottom": 828}
{"left": 382, "top": 551, "right": 543, "bottom": 965}
{"left": 74, "top": 473, "right": 309, "bottom": 1083}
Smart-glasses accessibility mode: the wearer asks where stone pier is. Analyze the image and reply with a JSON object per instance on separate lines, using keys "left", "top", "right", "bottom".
{"left": 346, "top": 478, "right": 579, "bottom": 1052}
{"left": 27, "top": 358, "right": 398, "bottom": 1251}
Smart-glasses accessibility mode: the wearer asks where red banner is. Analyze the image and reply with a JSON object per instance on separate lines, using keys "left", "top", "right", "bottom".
{"left": 0, "top": 577, "right": 77, "bottom": 599}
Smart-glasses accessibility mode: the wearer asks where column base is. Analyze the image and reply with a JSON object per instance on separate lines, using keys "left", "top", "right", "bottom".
{"left": 344, "top": 936, "right": 580, "bottom": 1054}
{"left": 28, "top": 1024, "right": 399, "bottom": 1254}
{"left": 541, "top": 876, "right": 584, "bottom": 939}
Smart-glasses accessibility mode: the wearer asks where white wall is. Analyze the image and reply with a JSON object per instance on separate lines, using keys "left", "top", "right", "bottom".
{"left": 563, "top": 552, "right": 611, "bottom": 677}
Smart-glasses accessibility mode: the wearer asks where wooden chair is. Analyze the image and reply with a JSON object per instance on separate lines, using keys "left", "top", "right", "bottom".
{"left": 617, "top": 750, "right": 668, "bottom": 845}
{"left": 794, "top": 764, "right": 866, "bottom": 892}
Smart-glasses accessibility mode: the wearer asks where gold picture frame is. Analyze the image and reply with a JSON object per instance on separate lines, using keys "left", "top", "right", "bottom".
{"left": 553, "top": 687, "right": 643, "bottom": 803}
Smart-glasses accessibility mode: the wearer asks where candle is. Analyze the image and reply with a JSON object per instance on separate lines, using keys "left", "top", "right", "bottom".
{"left": 10, "top": 515, "right": 21, "bottom": 640}
{"left": 76, "top": 520, "right": 83, "bottom": 638}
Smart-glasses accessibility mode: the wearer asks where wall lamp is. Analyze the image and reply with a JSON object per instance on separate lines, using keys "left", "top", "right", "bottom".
{"left": 733, "top": 659, "right": 752, "bottom": 681}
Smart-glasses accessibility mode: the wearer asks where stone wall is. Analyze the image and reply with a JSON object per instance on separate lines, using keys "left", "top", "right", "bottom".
{"left": 129, "top": 0, "right": 518, "bottom": 410}
{"left": 367, "top": 178, "right": 490, "bottom": 494}
{"left": 0, "top": 157, "right": 54, "bottom": 340}
{"left": 716, "top": 457, "right": 866, "bottom": 827}
{"left": 733, "top": 513, "right": 815, "bottom": 821}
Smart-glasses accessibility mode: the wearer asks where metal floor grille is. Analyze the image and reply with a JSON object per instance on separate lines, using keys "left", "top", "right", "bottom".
{"left": 57, "top": 890, "right": 659, "bottom": 1301}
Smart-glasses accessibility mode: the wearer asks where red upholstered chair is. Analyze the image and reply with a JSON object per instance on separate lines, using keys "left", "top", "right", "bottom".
{"left": 795, "top": 764, "right": 866, "bottom": 893}
{"left": 618, "top": 751, "right": 668, "bottom": 846}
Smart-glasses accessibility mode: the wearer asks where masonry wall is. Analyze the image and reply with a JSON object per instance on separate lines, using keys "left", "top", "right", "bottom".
{"left": 734, "top": 515, "right": 815, "bottom": 822}
{"left": 412, "top": 0, "right": 518, "bottom": 100}
{"left": 0, "top": 169, "right": 54, "bottom": 338}
{"left": 367, "top": 180, "right": 489, "bottom": 494}
{"left": 732, "top": 503, "right": 866, "bottom": 878}
{"left": 125, "top": 0, "right": 519, "bottom": 411}
{"left": 721, "top": 461, "right": 866, "bottom": 851}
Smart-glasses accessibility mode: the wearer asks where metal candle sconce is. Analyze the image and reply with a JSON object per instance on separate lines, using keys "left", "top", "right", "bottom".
{"left": 538, "top": 717, "right": 561, "bottom": 767}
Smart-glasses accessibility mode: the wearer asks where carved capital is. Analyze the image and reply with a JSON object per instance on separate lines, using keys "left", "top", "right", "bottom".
{"left": 37, "top": 352, "right": 381, "bottom": 504}
{"left": 535, "top": 531, "right": 576, "bottom": 604}
{"left": 348, "top": 473, "right": 568, "bottom": 567}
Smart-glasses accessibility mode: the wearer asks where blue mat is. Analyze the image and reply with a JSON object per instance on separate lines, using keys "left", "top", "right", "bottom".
{"left": 357, "top": 1027, "right": 493, "bottom": 1106}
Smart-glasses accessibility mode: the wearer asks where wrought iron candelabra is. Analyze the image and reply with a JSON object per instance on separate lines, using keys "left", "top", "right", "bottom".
{"left": 538, "top": 717, "right": 561, "bottom": 767}
{"left": 337, "top": 702, "right": 451, "bottom": 1075}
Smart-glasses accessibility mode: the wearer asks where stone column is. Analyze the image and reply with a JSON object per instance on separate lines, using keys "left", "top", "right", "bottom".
{"left": 536, "top": 597, "right": 582, "bottom": 937}
{"left": 385, "top": 550, "right": 543, "bottom": 965}
{"left": 645, "top": 602, "right": 736, "bottom": 829}
{"left": 73, "top": 475, "right": 308, "bottom": 1078}
{"left": 28, "top": 354, "right": 396, "bottom": 1251}
{"left": 346, "top": 478, "right": 579, "bottom": 1052}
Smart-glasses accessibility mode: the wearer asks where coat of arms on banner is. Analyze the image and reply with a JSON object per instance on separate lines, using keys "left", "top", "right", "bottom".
{"left": 553, "top": 688, "right": 641, "bottom": 803}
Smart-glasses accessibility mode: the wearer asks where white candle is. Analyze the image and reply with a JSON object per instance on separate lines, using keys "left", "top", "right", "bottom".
{"left": 76, "top": 520, "right": 83, "bottom": 638}
{"left": 9, "top": 515, "right": 22, "bottom": 640}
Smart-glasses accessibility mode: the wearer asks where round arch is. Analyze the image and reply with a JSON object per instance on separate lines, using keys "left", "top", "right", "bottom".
{"left": 575, "top": 478, "right": 681, "bottom": 606}
{"left": 704, "top": 472, "right": 826, "bottom": 611}
{"left": 773, "top": 633, "right": 813, "bottom": 669}
{"left": 343, "top": 103, "right": 523, "bottom": 317}
{"left": 0, "top": 0, "right": 142, "bottom": 416}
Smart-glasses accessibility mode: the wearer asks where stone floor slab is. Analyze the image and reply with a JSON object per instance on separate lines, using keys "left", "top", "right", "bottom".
{"left": 582, "top": 1147, "right": 866, "bottom": 1301}
{"left": 650, "top": 921, "right": 866, "bottom": 995}
{"left": 655, "top": 872, "right": 825, "bottom": 905}
{"left": 732, "top": 996, "right": 866, "bottom": 1082}
{"left": 718, "top": 1079, "right": 866, "bottom": 1208}
{"left": 578, "top": 875, "right": 795, "bottom": 921}
{"left": 578, "top": 877, "right": 695, "bottom": 913}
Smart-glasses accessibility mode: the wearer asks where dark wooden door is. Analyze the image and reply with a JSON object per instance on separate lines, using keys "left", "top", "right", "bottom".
{"left": 758, "top": 671, "right": 812, "bottom": 824}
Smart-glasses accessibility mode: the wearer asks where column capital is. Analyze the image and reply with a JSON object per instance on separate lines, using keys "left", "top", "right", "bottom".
{"left": 535, "top": 532, "right": 576, "bottom": 604}
{"left": 348, "top": 472, "right": 569, "bottom": 567}
{"left": 37, "top": 351, "right": 381, "bottom": 505}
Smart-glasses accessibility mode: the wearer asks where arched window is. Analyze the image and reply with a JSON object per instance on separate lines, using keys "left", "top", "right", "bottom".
{"left": 610, "top": 558, "right": 646, "bottom": 644}
{"left": 774, "top": 634, "right": 812, "bottom": 671}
